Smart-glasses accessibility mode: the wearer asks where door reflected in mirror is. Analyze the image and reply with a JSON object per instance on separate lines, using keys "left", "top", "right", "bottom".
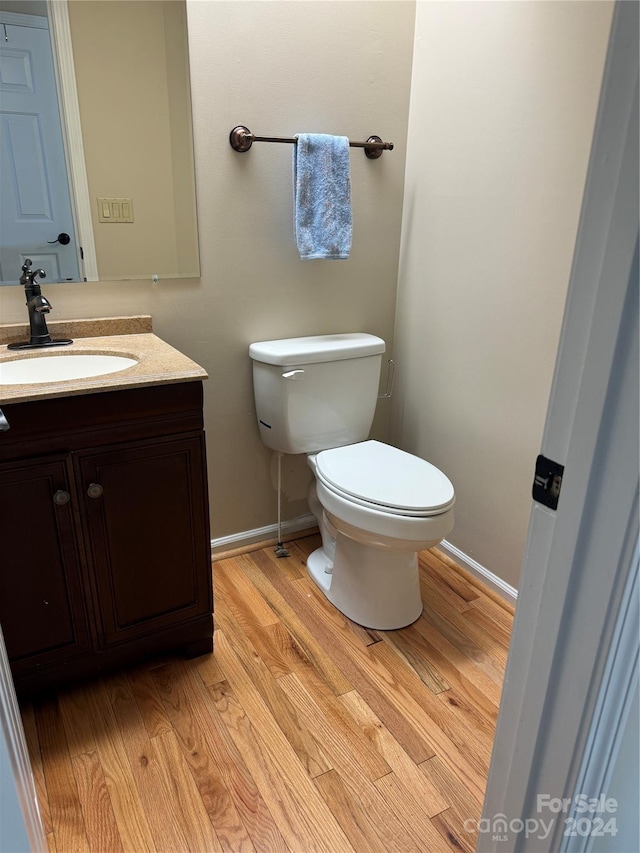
{"left": 0, "top": 0, "right": 199, "bottom": 285}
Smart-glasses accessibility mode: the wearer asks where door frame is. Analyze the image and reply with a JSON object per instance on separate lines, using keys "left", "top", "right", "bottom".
{"left": 479, "top": 2, "right": 639, "bottom": 850}
{"left": 0, "top": 625, "right": 46, "bottom": 851}
{"left": 45, "top": 1, "right": 98, "bottom": 281}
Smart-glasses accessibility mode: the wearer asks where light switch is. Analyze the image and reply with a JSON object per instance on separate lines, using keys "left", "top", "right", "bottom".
{"left": 97, "top": 198, "right": 134, "bottom": 223}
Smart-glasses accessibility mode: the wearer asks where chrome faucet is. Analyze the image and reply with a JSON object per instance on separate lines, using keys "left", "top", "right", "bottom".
{"left": 7, "top": 261, "right": 73, "bottom": 351}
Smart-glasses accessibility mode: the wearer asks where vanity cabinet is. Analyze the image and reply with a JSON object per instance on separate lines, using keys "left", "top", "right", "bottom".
{"left": 0, "top": 382, "right": 213, "bottom": 696}
{"left": 0, "top": 456, "right": 91, "bottom": 673}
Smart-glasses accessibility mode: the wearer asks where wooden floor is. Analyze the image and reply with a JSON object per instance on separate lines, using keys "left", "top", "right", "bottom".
{"left": 21, "top": 534, "right": 514, "bottom": 853}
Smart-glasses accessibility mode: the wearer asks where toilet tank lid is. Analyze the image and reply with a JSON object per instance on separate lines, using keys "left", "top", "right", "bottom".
{"left": 249, "top": 333, "right": 385, "bottom": 366}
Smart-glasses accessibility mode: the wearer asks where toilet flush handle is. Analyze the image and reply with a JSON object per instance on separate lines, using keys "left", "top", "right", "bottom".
{"left": 282, "top": 369, "right": 305, "bottom": 380}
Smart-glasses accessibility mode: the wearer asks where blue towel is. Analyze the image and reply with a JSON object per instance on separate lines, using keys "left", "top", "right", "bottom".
{"left": 293, "top": 133, "right": 352, "bottom": 260}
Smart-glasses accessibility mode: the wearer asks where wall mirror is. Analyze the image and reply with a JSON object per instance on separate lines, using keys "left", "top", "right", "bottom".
{"left": 0, "top": 0, "right": 200, "bottom": 286}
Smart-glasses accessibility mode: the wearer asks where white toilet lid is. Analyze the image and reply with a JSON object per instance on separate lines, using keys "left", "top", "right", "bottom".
{"left": 315, "top": 440, "right": 455, "bottom": 516}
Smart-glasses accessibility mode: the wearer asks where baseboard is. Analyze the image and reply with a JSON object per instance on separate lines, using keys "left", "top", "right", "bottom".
{"left": 439, "top": 539, "right": 518, "bottom": 606}
{"left": 211, "top": 514, "right": 317, "bottom": 555}
{"left": 211, "top": 521, "right": 518, "bottom": 606}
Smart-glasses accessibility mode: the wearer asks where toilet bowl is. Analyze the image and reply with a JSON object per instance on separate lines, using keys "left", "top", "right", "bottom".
{"left": 306, "top": 440, "right": 455, "bottom": 629}
{"left": 249, "top": 332, "right": 455, "bottom": 631}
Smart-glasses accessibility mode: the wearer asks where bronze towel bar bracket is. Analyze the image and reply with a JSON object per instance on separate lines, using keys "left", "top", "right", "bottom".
{"left": 229, "top": 126, "right": 393, "bottom": 160}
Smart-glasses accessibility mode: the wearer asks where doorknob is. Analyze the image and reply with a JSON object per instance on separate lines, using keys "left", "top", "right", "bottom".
{"left": 47, "top": 232, "right": 71, "bottom": 245}
{"left": 87, "top": 483, "right": 103, "bottom": 498}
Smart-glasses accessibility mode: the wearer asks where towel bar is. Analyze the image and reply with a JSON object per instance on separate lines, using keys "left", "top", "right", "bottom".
{"left": 229, "top": 126, "right": 393, "bottom": 160}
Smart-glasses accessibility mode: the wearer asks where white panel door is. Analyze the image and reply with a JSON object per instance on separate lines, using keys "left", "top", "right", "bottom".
{"left": 0, "top": 18, "right": 81, "bottom": 285}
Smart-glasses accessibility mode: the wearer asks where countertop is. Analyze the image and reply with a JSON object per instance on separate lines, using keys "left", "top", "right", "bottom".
{"left": 0, "top": 316, "right": 207, "bottom": 405}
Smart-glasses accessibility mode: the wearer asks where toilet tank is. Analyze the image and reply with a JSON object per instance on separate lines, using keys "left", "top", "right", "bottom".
{"left": 249, "top": 333, "right": 385, "bottom": 454}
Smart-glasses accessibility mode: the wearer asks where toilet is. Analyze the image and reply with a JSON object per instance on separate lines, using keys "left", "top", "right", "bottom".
{"left": 249, "top": 333, "right": 455, "bottom": 630}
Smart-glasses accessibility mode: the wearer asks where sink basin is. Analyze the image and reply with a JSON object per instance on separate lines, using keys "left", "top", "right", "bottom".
{"left": 0, "top": 354, "right": 138, "bottom": 385}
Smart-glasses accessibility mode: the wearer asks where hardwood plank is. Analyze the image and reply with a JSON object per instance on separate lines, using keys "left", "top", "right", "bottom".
{"left": 391, "top": 621, "right": 500, "bottom": 724}
{"left": 261, "top": 540, "right": 307, "bottom": 582}
{"left": 339, "top": 690, "right": 448, "bottom": 817}
{"left": 214, "top": 557, "right": 280, "bottom": 629}
{"left": 314, "top": 768, "right": 421, "bottom": 853}
{"left": 289, "top": 575, "right": 491, "bottom": 798}
{"left": 148, "top": 659, "right": 256, "bottom": 851}
{"left": 365, "top": 640, "right": 491, "bottom": 796}
{"left": 238, "top": 549, "right": 352, "bottom": 695}
{"left": 421, "top": 756, "right": 482, "bottom": 852}
{"left": 216, "top": 601, "right": 333, "bottom": 778}
{"left": 289, "top": 533, "right": 322, "bottom": 561}
{"left": 58, "top": 686, "right": 97, "bottom": 758}
{"left": 244, "top": 620, "right": 312, "bottom": 678}
{"left": 71, "top": 750, "right": 123, "bottom": 853}
{"left": 151, "top": 728, "right": 225, "bottom": 852}
{"left": 193, "top": 649, "right": 226, "bottom": 687}
{"left": 431, "top": 808, "right": 477, "bottom": 853}
{"left": 420, "top": 549, "right": 482, "bottom": 604}
{"left": 432, "top": 547, "right": 516, "bottom": 616}
{"left": 289, "top": 579, "right": 448, "bottom": 764}
{"left": 469, "top": 593, "right": 515, "bottom": 631}
{"left": 421, "top": 754, "right": 481, "bottom": 827}
{"left": 35, "top": 697, "right": 90, "bottom": 853}
{"left": 419, "top": 553, "right": 476, "bottom": 613}
{"left": 102, "top": 673, "right": 191, "bottom": 852}
{"left": 382, "top": 626, "right": 451, "bottom": 694}
{"left": 286, "top": 574, "right": 437, "bottom": 764}
{"left": 209, "top": 646, "right": 354, "bottom": 853}
{"left": 436, "top": 688, "right": 496, "bottom": 759}
{"left": 20, "top": 701, "right": 53, "bottom": 836}
{"left": 46, "top": 831, "right": 57, "bottom": 852}
{"left": 125, "top": 665, "right": 172, "bottom": 739}
{"left": 420, "top": 571, "right": 508, "bottom": 665}
{"left": 416, "top": 600, "right": 507, "bottom": 688}
{"left": 465, "top": 601, "right": 513, "bottom": 647}
{"left": 81, "top": 679, "right": 161, "bottom": 853}
{"left": 277, "top": 671, "right": 391, "bottom": 782}
{"left": 374, "top": 772, "right": 452, "bottom": 852}
{"left": 411, "top": 610, "right": 503, "bottom": 705}
{"left": 164, "top": 658, "right": 289, "bottom": 852}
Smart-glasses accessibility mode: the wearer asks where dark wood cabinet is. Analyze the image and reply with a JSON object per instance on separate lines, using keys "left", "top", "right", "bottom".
{"left": 0, "top": 456, "right": 90, "bottom": 673}
{"left": 0, "top": 382, "right": 213, "bottom": 696}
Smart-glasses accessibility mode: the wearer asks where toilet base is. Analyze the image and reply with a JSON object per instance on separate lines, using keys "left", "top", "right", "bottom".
{"left": 306, "top": 535, "right": 423, "bottom": 630}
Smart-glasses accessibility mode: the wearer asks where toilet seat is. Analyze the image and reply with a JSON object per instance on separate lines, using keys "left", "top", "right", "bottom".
{"left": 315, "top": 440, "right": 455, "bottom": 518}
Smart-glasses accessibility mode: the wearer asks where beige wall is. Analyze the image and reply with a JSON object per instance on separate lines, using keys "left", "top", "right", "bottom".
{"left": 0, "top": 1, "right": 416, "bottom": 539}
{"left": 391, "top": 1, "right": 613, "bottom": 588}
{"left": 68, "top": 0, "right": 198, "bottom": 279}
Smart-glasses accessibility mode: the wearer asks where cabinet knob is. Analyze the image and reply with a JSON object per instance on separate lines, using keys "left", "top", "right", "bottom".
{"left": 87, "top": 483, "right": 104, "bottom": 498}
{"left": 53, "top": 489, "right": 71, "bottom": 506}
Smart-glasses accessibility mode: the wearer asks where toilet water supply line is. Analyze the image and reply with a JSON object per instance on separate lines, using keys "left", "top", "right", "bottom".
{"left": 274, "top": 452, "right": 290, "bottom": 558}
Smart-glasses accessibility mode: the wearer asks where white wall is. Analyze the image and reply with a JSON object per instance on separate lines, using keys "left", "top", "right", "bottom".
{"left": 391, "top": 0, "right": 613, "bottom": 588}
{"left": 0, "top": 0, "right": 416, "bottom": 539}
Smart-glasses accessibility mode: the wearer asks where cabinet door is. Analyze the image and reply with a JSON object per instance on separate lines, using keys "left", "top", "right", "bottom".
{"left": 0, "top": 457, "right": 90, "bottom": 671}
{"left": 77, "top": 435, "right": 212, "bottom": 647}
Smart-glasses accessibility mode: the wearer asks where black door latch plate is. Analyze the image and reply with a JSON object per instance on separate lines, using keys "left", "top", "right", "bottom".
{"left": 532, "top": 454, "right": 564, "bottom": 510}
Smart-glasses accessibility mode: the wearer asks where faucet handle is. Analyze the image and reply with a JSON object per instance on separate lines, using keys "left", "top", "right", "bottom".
{"left": 20, "top": 260, "right": 46, "bottom": 286}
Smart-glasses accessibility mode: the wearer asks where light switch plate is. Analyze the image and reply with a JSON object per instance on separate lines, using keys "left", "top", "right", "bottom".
{"left": 97, "top": 198, "right": 134, "bottom": 223}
